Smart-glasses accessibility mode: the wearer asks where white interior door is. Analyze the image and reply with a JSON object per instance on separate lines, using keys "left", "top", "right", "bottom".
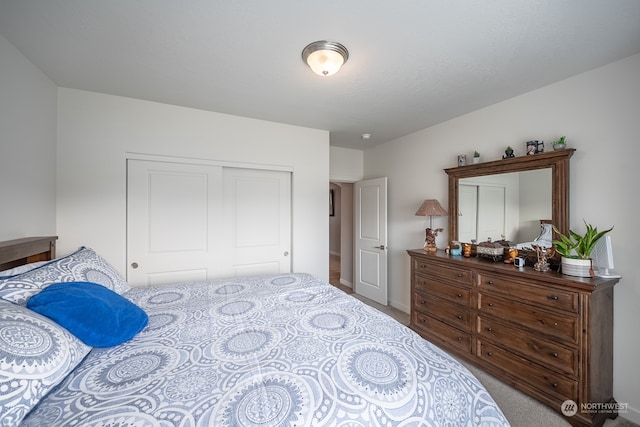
{"left": 127, "top": 159, "right": 291, "bottom": 286}
{"left": 354, "top": 177, "right": 387, "bottom": 305}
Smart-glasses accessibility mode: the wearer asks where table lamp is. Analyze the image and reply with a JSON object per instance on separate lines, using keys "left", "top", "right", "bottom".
{"left": 415, "top": 199, "right": 448, "bottom": 252}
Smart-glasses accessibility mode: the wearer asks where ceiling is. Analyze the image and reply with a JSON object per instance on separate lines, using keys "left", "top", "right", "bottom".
{"left": 1, "top": 1, "right": 639, "bottom": 150}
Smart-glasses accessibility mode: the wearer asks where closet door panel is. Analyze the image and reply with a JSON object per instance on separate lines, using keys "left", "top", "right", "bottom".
{"left": 127, "top": 160, "right": 223, "bottom": 286}
{"left": 222, "top": 167, "right": 291, "bottom": 277}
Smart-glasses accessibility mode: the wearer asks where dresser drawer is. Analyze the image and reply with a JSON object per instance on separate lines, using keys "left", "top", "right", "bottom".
{"left": 477, "top": 273, "right": 578, "bottom": 313}
{"left": 477, "top": 316, "right": 578, "bottom": 376}
{"left": 414, "top": 273, "right": 471, "bottom": 307}
{"left": 413, "top": 311, "right": 471, "bottom": 353}
{"left": 413, "top": 258, "right": 472, "bottom": 286}
{"left": 477, "top": 341, "right": 578, "bottom": 402}
{"left": 478, "top": 293, "right": 579, "bottom": 343}
{"left": 414, "top": 292, "right": 472, "bottom": 330}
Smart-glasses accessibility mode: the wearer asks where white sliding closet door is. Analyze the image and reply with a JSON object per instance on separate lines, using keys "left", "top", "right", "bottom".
{"left": 458, "top": 184, "right": 478, "bottom": 243}
{"left": 222, "top": 167, "right": 291, "bottom": 277}
{"left": 458, "top": 183, "right": 505, "bottom": 243}
{"left": 127, "top": 159, "right": 291, "bottom": 286}
{"left": 477, "top": 185, "right": 506, "bottom": 242}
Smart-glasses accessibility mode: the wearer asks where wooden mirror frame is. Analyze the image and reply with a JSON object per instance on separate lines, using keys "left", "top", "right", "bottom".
{"left": 444, "top": 149, "right": 575, "bottom": 243}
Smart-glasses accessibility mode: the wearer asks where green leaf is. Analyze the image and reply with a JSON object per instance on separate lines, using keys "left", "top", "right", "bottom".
{"left": 552, "top": 222, "right": 613, "bottom": 259}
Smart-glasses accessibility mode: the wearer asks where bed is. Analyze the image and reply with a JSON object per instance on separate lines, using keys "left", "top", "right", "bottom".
{"left": 0, "top": 236, "right": 509, "bottom": 426}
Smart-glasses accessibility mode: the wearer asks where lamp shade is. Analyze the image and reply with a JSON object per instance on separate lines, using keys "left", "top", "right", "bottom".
{"left": 302, "top": 41, "right": 349, "bottom": 77}
{"left": 415, "top": 199, "right": 448, "bottom": 217}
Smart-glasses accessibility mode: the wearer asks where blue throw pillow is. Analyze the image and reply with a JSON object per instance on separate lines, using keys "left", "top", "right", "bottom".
{"left": 26, "top": 282, "right": 148, "bottom": 347}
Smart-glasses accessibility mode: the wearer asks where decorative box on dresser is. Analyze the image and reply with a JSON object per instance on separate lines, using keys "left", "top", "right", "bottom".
{"left": 407, "top": 249, "right": 620, "bottom": 427}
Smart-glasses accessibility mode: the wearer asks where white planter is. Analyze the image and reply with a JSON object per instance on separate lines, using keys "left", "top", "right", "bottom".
{"left": 560, "top": 257, "right": 593, "bottom": 278}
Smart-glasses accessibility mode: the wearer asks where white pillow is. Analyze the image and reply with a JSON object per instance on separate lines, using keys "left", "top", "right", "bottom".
{"left": 0, "top": 247, "right": 130, "bottom": 305}
{"left": 0, "top": 300, "right": 91, "bottom": 425}
{"left": 0, "top": 261, "right": 49, "bottom": 277}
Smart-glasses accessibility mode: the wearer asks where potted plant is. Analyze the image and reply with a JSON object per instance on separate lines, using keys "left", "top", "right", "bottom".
{"left": 473, "top": 151, "right": 480, "bottom": 164}
{"left": 552, "top": 136, "right": 567, "bottom": 150}
{"left": 552, "top": 221, "right": 613, "bottom": 277}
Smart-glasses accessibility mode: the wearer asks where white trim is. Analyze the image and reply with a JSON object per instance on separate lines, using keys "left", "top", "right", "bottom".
{"left": 126, "top": 152, "right": 294, "bottom": 172}
{"left": 339, "top": 278, "right": 352, "bottom": 288}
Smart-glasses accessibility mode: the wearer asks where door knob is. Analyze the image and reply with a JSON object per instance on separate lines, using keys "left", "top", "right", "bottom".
{"left": 283, "top": 251, "right": 289, "bottom": 256}
{"left": 131, "top": 262, "right": 138, "bottom": 269}
{"left": 375, "top": 245, "right": 386, "bottom": 250}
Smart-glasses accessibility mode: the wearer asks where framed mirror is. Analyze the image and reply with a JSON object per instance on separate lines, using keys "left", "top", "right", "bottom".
{"left": 445, "top": 149, "right": 574, "bottom": 245}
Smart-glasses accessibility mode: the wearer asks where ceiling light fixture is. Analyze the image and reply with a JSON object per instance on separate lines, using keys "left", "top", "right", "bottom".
{"left": 302, "top": 40, "right": 349, "bottom": 77}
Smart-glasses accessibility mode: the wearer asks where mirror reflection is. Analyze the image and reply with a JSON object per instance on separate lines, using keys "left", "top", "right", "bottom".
{"left": 458, "top": 169, "right": 551, "bottom": 245}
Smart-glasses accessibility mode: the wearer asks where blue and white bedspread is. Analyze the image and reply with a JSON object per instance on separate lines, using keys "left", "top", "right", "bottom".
{"left": 23, "top": 273, "right": 509, "bottom": 426}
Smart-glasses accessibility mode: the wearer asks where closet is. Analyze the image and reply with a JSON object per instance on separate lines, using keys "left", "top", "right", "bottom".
{"left": 127, "top": 159, "right": 291, "bottom": 286}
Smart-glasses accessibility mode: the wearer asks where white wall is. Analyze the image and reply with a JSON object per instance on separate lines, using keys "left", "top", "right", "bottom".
{"left": 330, "top": 146, "right": 363, "bottom": 182}
{"left": 0, "top": 34, "right": 57, "bottom": 241}
{"left": 56, "top": 88, "right": 330, "bottom": 280}
{"left": 364, "top": 53, "right": 640, "bottom": 422}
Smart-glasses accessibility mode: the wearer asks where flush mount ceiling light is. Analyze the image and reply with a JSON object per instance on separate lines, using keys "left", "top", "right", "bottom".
{"left": 302, "top": 40, "right": 349, "bottom": 77}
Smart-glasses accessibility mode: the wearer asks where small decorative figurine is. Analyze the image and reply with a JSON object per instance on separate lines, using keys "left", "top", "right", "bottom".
{"left": 423, "top": 227, "right": 443, "bottom": 252}
{"left": 449, "top": 241, "right": 462, "bottom": 256}
{"left": 532, "top": 244, "right": 552, "bottom": 272}
{"left": 504, "top": 247, "right": 519, "bottom": 263}
{"left": 503, "top": 146, "right": 515, "bottom": 159}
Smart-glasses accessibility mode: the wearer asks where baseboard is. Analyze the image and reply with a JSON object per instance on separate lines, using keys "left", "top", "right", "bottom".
{"left": 339, "top": 278, "right": 352, "bottom": 288}
{"left": 621, "top": 404, "right": 640, "bottom": 425}
{"left": 389, "top": 298, "right": 410, "bottom": 314}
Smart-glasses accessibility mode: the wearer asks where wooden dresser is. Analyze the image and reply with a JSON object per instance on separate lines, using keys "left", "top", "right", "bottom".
{"left": 407, "top": 249, "right": 619, "bottom": 427}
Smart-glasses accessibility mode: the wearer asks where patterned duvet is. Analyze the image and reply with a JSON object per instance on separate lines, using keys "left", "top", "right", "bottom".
{"left": 21, "top": 273, "right": 509, "bottom": 426}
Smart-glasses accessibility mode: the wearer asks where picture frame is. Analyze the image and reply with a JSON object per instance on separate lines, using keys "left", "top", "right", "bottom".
{"left": 329, "top": 189, "right": 335, "bottom": 216}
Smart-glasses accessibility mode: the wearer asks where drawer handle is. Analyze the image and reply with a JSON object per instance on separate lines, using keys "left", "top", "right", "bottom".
{"left": 548, "top": 295, "right": 559, "bottom": 300}
{"left": 487, "top": 303, "right": 494, "bottom": 307}
{"left": 552, "top": 383, "right": 559, "bottom": 388}
{"left": 420, "top": 300, "right": 425, "bottom": 304}
{"left": 456, "top": 293, "right": 463, "bottom": 297}
{"left": 486, "top": 327, "right": 493, "bottom": 332}
{"left": 456, "top": 337, "right": 462, "bottom": 341}
{"left": 487, "top": 280, "right": 494, "bottom": 285}
{"left": 457, "top": 273, "right": 464, "bottom": 278}
{"left": 487, "top": 352, "right": 493, "bottom": 356}
{"left": 456, "top": 315, "right": 463, "bottom": 319}
{"left": 552, "top": 352, "right": 559, "bottom": 358}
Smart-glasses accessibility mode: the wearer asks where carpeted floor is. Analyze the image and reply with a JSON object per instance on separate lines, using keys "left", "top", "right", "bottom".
{"left": 329, "top": 254, "right": 637, "bottom": 427}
